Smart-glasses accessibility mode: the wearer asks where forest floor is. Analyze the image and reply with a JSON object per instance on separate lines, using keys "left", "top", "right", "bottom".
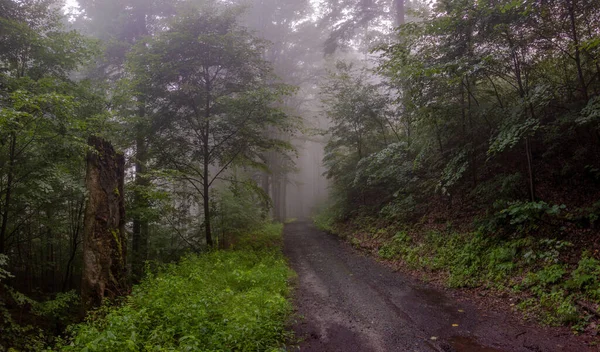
{"left": 283, "top": 221, "right": 596, "bottom": 352}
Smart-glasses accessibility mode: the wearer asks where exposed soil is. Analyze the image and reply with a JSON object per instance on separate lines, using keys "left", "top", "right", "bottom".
{"left": 283, "top": 221, "right": 597, "bottom": 352}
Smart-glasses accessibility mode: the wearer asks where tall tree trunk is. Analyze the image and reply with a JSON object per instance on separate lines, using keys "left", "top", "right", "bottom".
{"left": 132, "top": 131, "right": 148, "bottom": 282}
{"left": 274, "top": 175, "right": 283, "bottom": 222}
{"left": 281, "top": 173, "right": 288, "bottom": 221}
{"left": 0, "top": 132, "right": 16, "bottom": 254}
{"left": 203, "top": 70, "right": 213, "bottom": 248}
{"left": 81, "top": 136, "right": 127, "bottom": 312}
{"left": 525, "top": 137, "right": 536, "bottom": 202}
{"left": 45, "top": 209, "right": 55, "bottom": 292}
{"left": 203, "top": 167, "right": 212, "bottom": 247}
{"left": 394, "top": 0, "right": 405, "bottom": 26}
{"left": 567, "top": 0, "right": 588, "bottom": 100}
{"left": 131, "top": 4, "right": 150, "bottom": 281}
{"left": 63, "top": 197, "right": 84, "bottom": 291}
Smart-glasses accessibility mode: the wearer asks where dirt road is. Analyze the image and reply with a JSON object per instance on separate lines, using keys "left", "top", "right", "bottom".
{"left": 283, "top": 221, "right": 594, "bottom": 352}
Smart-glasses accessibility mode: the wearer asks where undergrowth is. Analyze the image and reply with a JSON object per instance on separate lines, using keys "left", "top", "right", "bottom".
{"left": 322, "top": 211, "right": 600, "bottom": 333}
{"left": 55, "top": 223, "right": 294, "bottom": 351}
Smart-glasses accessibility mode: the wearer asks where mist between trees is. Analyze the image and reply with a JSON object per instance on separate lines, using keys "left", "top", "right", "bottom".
{"left": 1, "top": 0, "right": 600, "bottom": 349}
{"left": 0, "top": 0, "right": 406, "bottom": 348}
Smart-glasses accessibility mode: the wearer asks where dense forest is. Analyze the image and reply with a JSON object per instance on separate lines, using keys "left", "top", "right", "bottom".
{"left": 1, "top": 0, "right": 600, "bottom": 350}
{"left": 317, "top": 0, "right": 600, "bottom": 335}
{"left": 0, "top": 0, "right": 324, "bottom": 349}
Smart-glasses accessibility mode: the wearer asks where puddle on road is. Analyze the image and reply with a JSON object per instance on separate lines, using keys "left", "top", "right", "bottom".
{"left": 449, "top": 336, "right": 506, "bottom": 352}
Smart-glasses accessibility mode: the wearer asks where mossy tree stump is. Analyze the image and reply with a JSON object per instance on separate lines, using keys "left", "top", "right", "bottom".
{"left": 81, "top": 136, "right": 127, "bottom": 311}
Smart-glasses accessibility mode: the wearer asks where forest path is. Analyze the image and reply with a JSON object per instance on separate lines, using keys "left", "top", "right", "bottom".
{"left": 283, "top": 221, "right": 592, "bottom": 352}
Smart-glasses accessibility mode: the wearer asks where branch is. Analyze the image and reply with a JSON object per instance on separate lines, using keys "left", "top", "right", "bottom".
{"left": 209, "top": 147, "right": 245, "bottom": 188}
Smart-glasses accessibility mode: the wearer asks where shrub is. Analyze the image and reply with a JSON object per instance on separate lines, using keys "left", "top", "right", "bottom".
{"left": 313, "top": 202, "right": 339, "bottom": 233}
{"left": 567, "top": 254, "right": 600, "bottom": 301}
{"left": 481, "top": 201, "right": 566, "bottom": 236}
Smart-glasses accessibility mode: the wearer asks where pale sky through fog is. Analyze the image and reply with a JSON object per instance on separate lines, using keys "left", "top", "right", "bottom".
{"left": 64, "top": 0, "right": 79, "bottom": 13}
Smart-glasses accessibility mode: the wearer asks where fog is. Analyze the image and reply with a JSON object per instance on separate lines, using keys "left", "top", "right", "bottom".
{"left": 64, "top": 0, "right": 410, "bottom": 220}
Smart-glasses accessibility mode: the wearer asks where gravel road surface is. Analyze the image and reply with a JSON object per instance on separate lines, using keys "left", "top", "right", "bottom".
{"left": 283, "top": 221, "right": 594, "bottom": 352}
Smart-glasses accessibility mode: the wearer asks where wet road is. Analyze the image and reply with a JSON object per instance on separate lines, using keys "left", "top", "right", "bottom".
{"left": 283, "top": 222, "right": 593, "bottom": 352}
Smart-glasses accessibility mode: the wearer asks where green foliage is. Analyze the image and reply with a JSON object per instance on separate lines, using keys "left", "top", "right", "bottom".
{"left": 519, "top": 291, "right": 580, "bottom": 326}
{"left": 523, "top": 238, "right": 573, "bottom": 265}
{"left": 488, "top": 118, "right": 540, "bottom": 156}
{"left": 313, "top": 202, "right": 340, "bottom": 233}
{"left": 378, "top": 231, "right": 411, "bottom": 259}
{"left": 524, "top": 264, "right": 567, "bottom": 289}
{"left": 32, "top": 291, "right": 80, "bottom": 325}
{"left": 233, "top": 223, "right": 284, "bottom": 252}
{"left": 213, "top": 180, "right": 271, "bottom": 241}
{"left": 482, "top": 201, "right": 566, "bottom": 236}
{"left": 567, "top": 254, "right": 600, "bottom": 301}
{"left": 0, "top": 0, "right": 109, "bottom": 307}
{"left": 338, "top": 214, "right": 600, "bottom": 327}
{"left": 0, "top": 254, "right": 12, "bottom": 282}
{"left": 0, "top": 288, "right": 80, "bottom": 351}
{"left": 322, "top": 0, "right": 600, "bottom": 263}
{"left": 58, "top": 224, "right": 293, "bottom": 351}
{"left": 126, "top": 3, "right": 296, "bottom": 245}
{"left": 437, "top": 151, "right": 468, "bottom": 196}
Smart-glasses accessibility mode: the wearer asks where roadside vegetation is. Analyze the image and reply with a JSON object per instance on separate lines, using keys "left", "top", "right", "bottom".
{"left": 56, "top": 223, "right": 293, "bottom": 352}
{"left": 317, "top": 215, "right": 600, "bottom": 331}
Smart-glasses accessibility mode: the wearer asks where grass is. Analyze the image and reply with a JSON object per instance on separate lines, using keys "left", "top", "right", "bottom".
{"left": 56, "top": 223, "right": 294, "bottom": 352}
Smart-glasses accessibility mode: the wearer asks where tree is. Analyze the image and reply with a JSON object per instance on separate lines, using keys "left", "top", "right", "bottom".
{"left": 81, "top": 136, "right": 126, "bottom": 311}
{"left": 321, "top": 62, "right": 396, "bottom": 212}
{"left": 75, "top": 0, "right": 182, "bottom": 281}
{"left": 320, "top": 0, "right": 411, "bottom": 54}
{"left": 0, "top": 0, "right": 97, "bottom": 268}
{"left": 129, "top": 5, "right": 293, "bottom": 246}
{"left": 322, "top": 0, "right": 600, "bottom": 225}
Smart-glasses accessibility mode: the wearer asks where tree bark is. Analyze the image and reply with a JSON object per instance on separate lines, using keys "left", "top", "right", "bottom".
{"left": 525, "top": 137, "right": 536, "bottom": 202}
{"left": 81, "top": 136, "right": 127, "bottom": 312}
{"left": 0, "top": 132, "right": 16, "bottom": 255}
{"left": 273, "top": 175, "right": 282, "bottom": 222}
{"left": 281, "top": 173, "right": 288, "bottom": 221}
{"left": 394, "top": 0, "right": 405, "bottom": 26}
{"left": 203, "top": 70, "right": 213, "bottom": 247}
{"left": 132, "top": 132, "right": 148, "bottom": 282}
{"left": 567, "top": 0, "right": 588, "bottom": 101}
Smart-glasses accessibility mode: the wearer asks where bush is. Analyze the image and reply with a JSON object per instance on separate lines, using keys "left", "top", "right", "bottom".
{"left": 213, "top": 182, "right": 271, "bottom": 240}
{"left": 481, "top": 201, "right": 566, "bottom": 236}
{"left": 313, "top": 202, "right": 339, "bottom": 233}
{"left": 58, "top": 224, "right": 294, "bottom": 352}
{"left": 567, "top": 254, "right": 600, "bottom": 301}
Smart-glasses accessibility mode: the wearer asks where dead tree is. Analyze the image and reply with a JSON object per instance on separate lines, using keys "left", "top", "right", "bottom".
{"left": 81, "top": 136, "right": 127, "bottom": 311}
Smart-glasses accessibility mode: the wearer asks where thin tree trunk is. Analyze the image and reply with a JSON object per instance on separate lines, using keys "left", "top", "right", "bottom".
{"left": 394, "top": 0, "right": 405, "bottom": 26}
{"left": 131, "top": 3, "right": 150, "bottom": 281}
{"left": 261, "top": 171, "right": 271, "bottom": 216}
{"left": 281, "top": 173, "right": 288, "bottom": 221}
{"left": 203, "top": 70, "right": 213, "bottom": 248}
{"left": 63, "top": 199, "right": 84, "bottom": 291}
{"left": 203, "top": 167, "right": 212, "bottom": 247}
{"left": 132, "top": 130, "right": 148, "bottom": 282}
{"left": 567, "top": 0, "right": 588, "bottom": 100}
{"left": 0, "top": 133, "right": 16, "bottom": 254}
{"left": 81, "top": 136, "right": 127, "bottom": 312}
{"left": 525, "top": 137, "right": 536, "bottom": 202}
{"left": 466, "top": 78, "right": 477, "bottom": 187}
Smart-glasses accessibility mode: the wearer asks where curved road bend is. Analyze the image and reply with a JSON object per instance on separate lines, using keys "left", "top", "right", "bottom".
{"left": 283, "top": 221, "right": 593, "bottom": 352}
